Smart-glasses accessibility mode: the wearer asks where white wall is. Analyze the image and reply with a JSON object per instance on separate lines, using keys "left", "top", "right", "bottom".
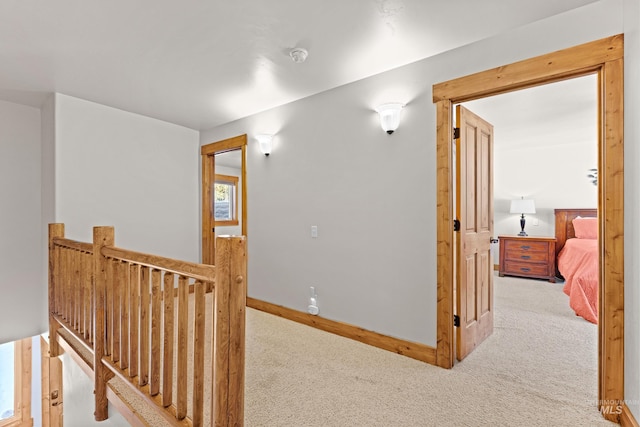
{"left": 624, "top": 0, "right": 640, "bottom": 419}
{"left": 200, "top": 0, "right": 623, "bottom": 348}
{"left": 0, "top": 100, "right": 44, "bottom": 343}
{"left": 61, "top": 353, "right": 129, "bottom": 427}
{"left": 54, "top": 94, "right": 200, "bottom": 262}
{"left": 41, "top": 94, "right": 56, "bottom": 334}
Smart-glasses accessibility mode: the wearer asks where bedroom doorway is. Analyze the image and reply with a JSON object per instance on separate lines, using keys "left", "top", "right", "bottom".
{"left": 201, "top": 134, "right": 248, "bottom": 265}
{"left": 433, "top": 35, "right": 624, "bottom": 421}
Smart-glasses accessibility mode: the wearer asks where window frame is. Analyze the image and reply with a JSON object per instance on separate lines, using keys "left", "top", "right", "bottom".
{"left": 0, "top": 338, "right": 32, "bottom": 427}
{"left": 214, "top": 173, "right": 239, "bottom": 227}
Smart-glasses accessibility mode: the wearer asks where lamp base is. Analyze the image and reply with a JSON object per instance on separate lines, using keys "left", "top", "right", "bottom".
{"left": 518, "top": 214, "right": 527, "bottom": 237}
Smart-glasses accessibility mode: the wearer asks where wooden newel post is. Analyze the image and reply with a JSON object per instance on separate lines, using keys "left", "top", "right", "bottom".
{"left": 212, "top": 236, "right": 247, "bottom": 427}
{"left": 48, "top": 224, "right": 65, "bottom": 357}
{"left": 93, "top": 226, "right": 114, "bottom": 421}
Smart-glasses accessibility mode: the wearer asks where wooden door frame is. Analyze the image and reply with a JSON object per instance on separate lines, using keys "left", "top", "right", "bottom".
{"left": 433, "top": 35, "right": 624, "bottom": 420}
{"left": 201, "top": 134, "right": 248, "bottom": 264}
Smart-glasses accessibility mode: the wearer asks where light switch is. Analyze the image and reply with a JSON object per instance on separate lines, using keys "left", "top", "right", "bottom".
{"left": 311, "top": 225, "right": 318, "bottom": 238}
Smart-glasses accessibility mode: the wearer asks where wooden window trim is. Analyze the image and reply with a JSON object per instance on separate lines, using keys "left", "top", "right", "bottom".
{"left": 214, "top": 173, "right": 239, "bottom": 227}
{"left": 0, "top": 338, "right": 33, "bottom": 427}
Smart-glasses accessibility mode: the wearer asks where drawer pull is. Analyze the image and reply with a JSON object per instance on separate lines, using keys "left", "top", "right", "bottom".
{"left": 520, "top": 255, "right": 531, "bottom": 260}
{"left": 520, "top": 245, "right": 531, "bottom": 250}
{"left": 520, "top": 267, "right": 531, "bottom": 272}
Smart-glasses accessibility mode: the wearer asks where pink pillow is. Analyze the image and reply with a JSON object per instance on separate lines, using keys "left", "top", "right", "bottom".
{"left": 573, "top": 216, "right": 597, "bottom": 239}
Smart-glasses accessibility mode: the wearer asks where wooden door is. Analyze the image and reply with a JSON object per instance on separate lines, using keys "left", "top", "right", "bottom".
{"left": 455, "top": 105, "right": 494, "bottom": 361}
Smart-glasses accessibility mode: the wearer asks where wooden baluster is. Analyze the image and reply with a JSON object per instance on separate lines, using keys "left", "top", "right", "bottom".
{"left": 192, "top": 280, "right": 205, "bottom": 426}
{"left": 85, "top": 252, "right": 92, "bottom": 342}
{"left": 62, "top": 248, "right": 68, "bottom": 322}
{"left": 139, "top": 266, "right": 150, "bottom": 387}
{"left": 105, "top": 258, "right": 113, "bottom": 358}
{"left": 80, "top": 251, "right": 86, "bottom": 336}
{"left": 111, "top": 259, "right": 120, "bottom": 364}
{"left": 93, "top": 226, "right": 115, "bottom": 421}
{"left": 150, "top": 269, "right": 161, "bottom": 396}
{"left": 162, "top": 273, "right": 174, "bottom": 408}
{"left": 89, "top": 251, "right": 95, "bottom": 345}
{"left": 62, "top": 248, "right": 70, "bottom": 321}
{"left": 67, "top": 249, "right": 73, "bottom": 324}
{"left": 53, "top": 245, "right": 60, "bottom": 316}
{"left": 129, "top": 264, "right": 140, "bottom": 378}
{"left": 71, "top": 250, "right": 77, "bottom": 330}
{"left": 120, "top": 261, "right": 129, "bottom": 370}
{"left": 75, "top": 250, "right": 81, "bottom": 332}
{"left": 48, "top": 224, "right": 64, "bottom": 357}
{"left": 176, "top": 275, "right": 188, "bottom": 419}
{"left": 80, "top": 251, "right": 85, "bottom": 333}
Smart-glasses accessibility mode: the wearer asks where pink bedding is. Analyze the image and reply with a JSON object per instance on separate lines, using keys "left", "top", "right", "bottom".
{"left": 557, "top": 238, "right": 599, "bottom": 324}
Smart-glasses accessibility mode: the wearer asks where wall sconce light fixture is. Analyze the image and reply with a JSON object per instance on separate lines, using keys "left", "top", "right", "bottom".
{"left": 510, "top": 196, "right": 536, "bottom": 236}
{"left": 256, "top": 134, "right": 273, "bottom": 156}
{"left": 375, "top": 103, "right": 404, "bottom": 134}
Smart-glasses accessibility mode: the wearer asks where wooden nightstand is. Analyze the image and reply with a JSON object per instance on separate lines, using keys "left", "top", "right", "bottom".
{"left": 498, "top": 236, "right": 556, "bottom": 283}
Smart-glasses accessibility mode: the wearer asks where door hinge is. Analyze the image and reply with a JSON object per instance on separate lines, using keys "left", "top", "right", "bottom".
{"left": 453, "top": 315, "right": 460, "bottom": 328}
{"left": 453, "top": 219, "right": 460, "bottom": 232}
{"left": 453, "top": 127, "right": 460, "bottom": 139}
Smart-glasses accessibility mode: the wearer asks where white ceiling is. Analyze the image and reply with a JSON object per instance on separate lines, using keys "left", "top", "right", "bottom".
{"left": 0, "top": 0, "right": 598, "bottom": 131}
{"left": 463, "top": 74, "right": 598, "bottom": 151}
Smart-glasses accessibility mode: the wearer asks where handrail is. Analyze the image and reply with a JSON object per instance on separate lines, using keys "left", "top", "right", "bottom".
{"left": 52, "top": 237, "right": 93, "bottom": 253}
{"left": 101, "top": 245, "right": 215, "bottom": 283}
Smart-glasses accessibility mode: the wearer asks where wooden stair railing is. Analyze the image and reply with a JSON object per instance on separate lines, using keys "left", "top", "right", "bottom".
{"left": 48, "top": 224, "right": 246, "bottom": 426}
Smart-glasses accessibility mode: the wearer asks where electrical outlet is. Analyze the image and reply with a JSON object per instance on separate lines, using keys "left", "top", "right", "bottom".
{"left": 311, "top": 225, "right": 318, "bottom": 238}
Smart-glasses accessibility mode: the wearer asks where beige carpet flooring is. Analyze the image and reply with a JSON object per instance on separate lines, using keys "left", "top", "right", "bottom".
{"left": 244, "top": 274, "right": 616, "bottom": 427}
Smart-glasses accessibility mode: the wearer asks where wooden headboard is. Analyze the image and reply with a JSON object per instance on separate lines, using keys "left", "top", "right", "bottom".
{"left": 554, "top": 208, "right": 597, "bottom": 258}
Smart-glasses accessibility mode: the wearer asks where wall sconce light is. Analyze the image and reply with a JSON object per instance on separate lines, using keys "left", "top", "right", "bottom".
{"left": 375, "top": 103, "right": 404, "bottom": 134}
{"left": 256, "top": 134, "right": 273, "bottom": 156}
{"left": 510, "top": 196, "right": 536, "bottom": 236}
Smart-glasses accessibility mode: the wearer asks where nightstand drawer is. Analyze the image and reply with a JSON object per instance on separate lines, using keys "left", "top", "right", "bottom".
{"left": 503, "top": 261, "right": 550, "bottom": 277}
{"left": 504, "top": 250, "right": 549, "bottom": 263}
{"left": 502, "top": 239, "right": 549, "bottom": 253}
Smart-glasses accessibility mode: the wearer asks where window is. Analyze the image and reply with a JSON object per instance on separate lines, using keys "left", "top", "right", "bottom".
{"left": 0, "top": 338, "right": 32, "bottom": 427}
{"left": 213, "top": 174, "right": 239, "bottom": 226}
{"left": 0, "top": 342, "right": 15, "bottom": 422}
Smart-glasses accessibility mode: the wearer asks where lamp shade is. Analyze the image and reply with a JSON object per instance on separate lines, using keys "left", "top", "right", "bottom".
{"left": 510, "top": 198, "right": 536, "bottom": 214}
{"left": 256, "top": 134, "right": 273, "bottom": 156}
{"left": 375, "top": 103, "right": 404, "bottom": 134}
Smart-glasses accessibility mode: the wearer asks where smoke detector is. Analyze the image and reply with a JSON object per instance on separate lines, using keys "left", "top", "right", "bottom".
{"left": 289, "top": 47, "right": 308, "bottom": 63}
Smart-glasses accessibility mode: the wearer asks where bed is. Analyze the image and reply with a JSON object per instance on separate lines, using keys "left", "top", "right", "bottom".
{"left": 554, "top": 209, "right": 598, "bottom": 324}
